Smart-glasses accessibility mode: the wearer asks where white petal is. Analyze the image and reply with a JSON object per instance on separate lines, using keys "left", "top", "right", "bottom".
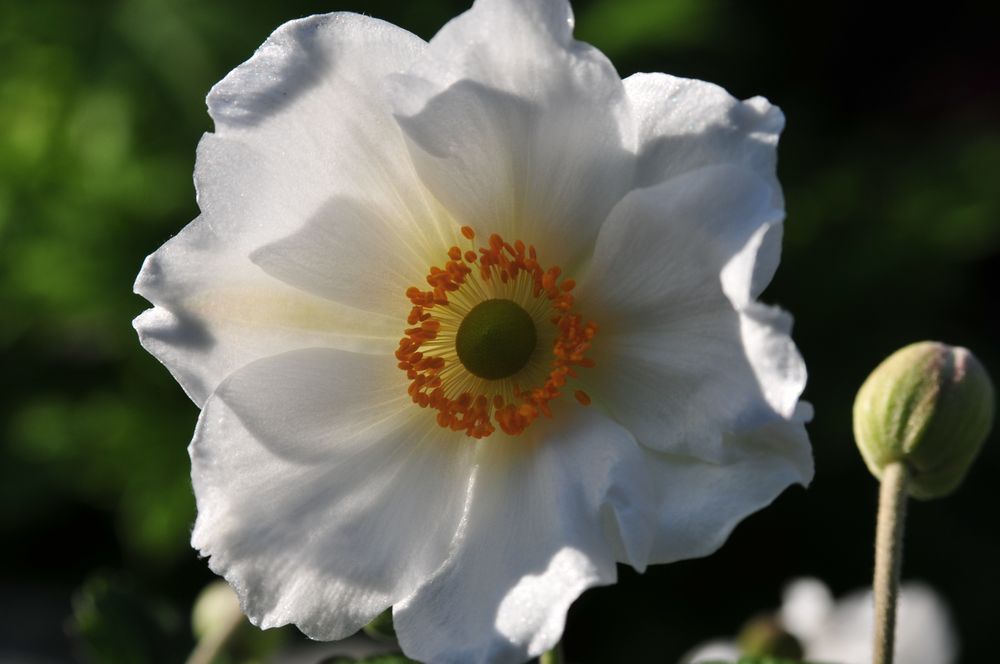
{"left": 645, "top": 415, "right": 813, "bottom": 565}
{"left": 578, "top": 165, "right": 804, "bottom": 462}
{"left": 200, "top": 14, "right": 442, "bottom": 251}
{"left": 135, "top": 14, "right": 442, "bottom": 405}
{"left": 134, "top": 216, "right": 399, "bottom": 406}
{"left": 579, "top": 163, "right": 782, "bottom": 312}
{"left": 740, "top": 303, "right": 809, "bottom": 442}
{"left": 395, "top": 410, "right": 654, "bottom": 664}
{"left": 190, "top": 348, "right": 476, "bottom": 639}
{"left": 390, "top": 0, "right": 634, "bottom": 269}
{"left": 626, "top": 72, "right": 784, "bottom": 206}
{"left": 249, "top": 196, "right": 440, "bottom": 316}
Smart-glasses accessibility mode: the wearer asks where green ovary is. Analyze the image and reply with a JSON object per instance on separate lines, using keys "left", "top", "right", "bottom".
{"left": 455, "top": 299, "right": 537, "bottom": 380}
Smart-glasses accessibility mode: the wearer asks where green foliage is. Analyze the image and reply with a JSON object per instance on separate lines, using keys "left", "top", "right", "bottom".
{"left": 0, "top": 0, "right": 202, "bottom": 567}
{"left": 363, "top": 609, "right": 399, "bottom": 642}
{"left": 70, "top": 573, "right": 190, "bottom": 663}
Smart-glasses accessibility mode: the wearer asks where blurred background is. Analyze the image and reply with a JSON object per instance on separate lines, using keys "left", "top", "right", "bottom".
{"left": 1, "top": 0, "right": 997, "bottom": 661}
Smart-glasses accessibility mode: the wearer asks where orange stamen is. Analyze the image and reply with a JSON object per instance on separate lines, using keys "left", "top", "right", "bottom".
{"left": 395, "top": 228, "right": 598, "bottom": 439}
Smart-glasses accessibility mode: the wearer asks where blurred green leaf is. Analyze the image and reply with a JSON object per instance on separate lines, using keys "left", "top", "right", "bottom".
{"left": 70, "top": 573, "right": 190, "bottom": 663}
{"left": 362, "top": 608, "right": 397, "bottom": 642}
{"left": 577, "top": 0, "right": 721, "bottom": 54}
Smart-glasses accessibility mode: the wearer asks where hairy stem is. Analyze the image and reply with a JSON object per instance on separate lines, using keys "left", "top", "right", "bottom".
{"left": 873, "top": 461, "right": 909, "bottom": 664}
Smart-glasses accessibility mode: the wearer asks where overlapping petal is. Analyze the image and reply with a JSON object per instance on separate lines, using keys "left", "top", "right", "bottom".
{"left": 133, "top": 210, "right": 401, "bottom": 405}
{"left": 644, "top": 413, "right": 812, "bottom": 564}
{"left": 395, "top": 410, "right": 654, "bottom": 664}
{"left": 248, "top": 196, "right": 438, "bottom": 316}
{"left": 190, "top": 348, "right": 476, "bottom": 639}
{"left": 390, "top": 0, "right": 634, "bottom": 269}
{"left": 577, "top": 164, "right": 805, "bottom": 462}
{"left": 625, "top": 72, "right": 785, "bottom": 206}
{"left": 394, "top": 407, "right": 809, "bottom": 663}
{"left": 135, "top": 14, "right": 441, "bottom": 404}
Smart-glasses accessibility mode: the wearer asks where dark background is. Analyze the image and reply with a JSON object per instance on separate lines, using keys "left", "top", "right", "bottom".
{"left": 1, "top": 0, "right": 997, "bottom": 661}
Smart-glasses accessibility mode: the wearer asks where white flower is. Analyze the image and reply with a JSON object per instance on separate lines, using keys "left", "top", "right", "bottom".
{"left": 682, "top": 578, "right": 958, "bottom": 664}
{"left": 782, "top": 578, "right": 958, "bottom": 664}
{"left": 133, "top": 1, "right": 812, "bottom": 662}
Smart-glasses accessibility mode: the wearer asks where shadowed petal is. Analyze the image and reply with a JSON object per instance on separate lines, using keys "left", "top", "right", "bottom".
{"left": 578, "top": 165, "right": 805, "bottom": 462}
{"left": 249, "top": 196, "right": 443, "bottom": 316}
{"left": 644, "top": 414, "right": 813, "bottom": 565}
{"left": 135, "top": 14, "right": 444, "bottom": 405}
{"left": 134, "top": 214, "right": 399, "bottom": 406}
{"left": 390, "top": 0, "right": 634, "bottom": 269}
{"left": 626, "top": 72, "right": 784, "bottom": 206}
{"left": 395, "top": 410, "right": 654, "bottom": 664}
{"left": 190, "top": 348, "right": 476, "bottom": 639}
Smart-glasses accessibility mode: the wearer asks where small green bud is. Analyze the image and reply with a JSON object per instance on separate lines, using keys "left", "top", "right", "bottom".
{"left": 736, "top": 614, "right": 803, "bottom": 660}
{"left": 854, "top": 341, "right": 995, "bottom": 499}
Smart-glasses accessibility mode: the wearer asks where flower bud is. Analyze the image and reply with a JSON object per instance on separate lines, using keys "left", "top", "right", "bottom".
{"left": 853, "top": 341, "right": 994, "bottom": 499}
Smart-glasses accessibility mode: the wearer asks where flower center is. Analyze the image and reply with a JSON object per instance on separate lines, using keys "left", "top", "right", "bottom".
{"left": 455, "top": 299, "right": 537, "bottom": 379}
{"left": 396, "top": 226, "right": 597, "bottom": 439}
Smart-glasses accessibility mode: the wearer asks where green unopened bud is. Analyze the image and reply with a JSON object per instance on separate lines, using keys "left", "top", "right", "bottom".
{"left": 854, "top": 341, "right": 994, "bottom": 499}
{"left": 737, "top": 614, "right": 803, "bottom": 660}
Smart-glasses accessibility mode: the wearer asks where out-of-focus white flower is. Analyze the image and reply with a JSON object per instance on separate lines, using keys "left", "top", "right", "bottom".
{"left": 134, "top": 1, "right": 812, "bottom": 662}
{"left": 682, "top": 578, "right": 958, "bottom": 664}
{"left": 783, "top": 578, "right": 957, "bottom": 664}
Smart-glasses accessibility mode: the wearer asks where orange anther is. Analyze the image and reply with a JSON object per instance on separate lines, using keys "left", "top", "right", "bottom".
{"left": 397, "top": 229, "right": 597, "bottom": 439}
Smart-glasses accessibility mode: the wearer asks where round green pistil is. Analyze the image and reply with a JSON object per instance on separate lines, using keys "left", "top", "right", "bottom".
{"left": 455, "top": 299, "right": 537, "bottom": 380}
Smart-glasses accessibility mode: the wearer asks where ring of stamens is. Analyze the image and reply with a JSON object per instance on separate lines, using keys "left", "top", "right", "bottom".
{"left": 396, "top": 226, "right": 598, "bottom": 439}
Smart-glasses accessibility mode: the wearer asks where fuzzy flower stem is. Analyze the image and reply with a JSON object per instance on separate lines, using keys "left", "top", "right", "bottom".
{"left": 873, "top": 461, "right": 909, "bottom": 664}
{"left": 539, "top": 642, "right": 564, "bottom": 664}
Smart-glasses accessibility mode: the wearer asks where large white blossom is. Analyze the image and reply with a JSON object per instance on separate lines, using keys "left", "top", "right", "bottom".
{"left": 133, "top": 1, "right": 812, "bottom": 662}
